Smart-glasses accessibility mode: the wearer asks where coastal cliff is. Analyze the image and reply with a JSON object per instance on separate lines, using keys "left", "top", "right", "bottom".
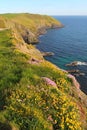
{"left": 0, "top": 13, "right": 87, "bottom": 130}
{"left": 0, "top": 13, "right": 63, "bottom": 44}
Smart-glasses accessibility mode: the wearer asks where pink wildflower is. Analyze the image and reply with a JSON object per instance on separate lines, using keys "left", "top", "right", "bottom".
{"left": 42, "top": 77, "right": 57, "bottom": 87}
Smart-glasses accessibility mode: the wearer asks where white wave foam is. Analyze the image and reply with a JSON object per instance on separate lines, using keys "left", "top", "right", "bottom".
{"left": 66, "top": 61, "right": 87, "bottom": 66}
{"left": 76, "top": 61, "right": 87, "bottom": 66}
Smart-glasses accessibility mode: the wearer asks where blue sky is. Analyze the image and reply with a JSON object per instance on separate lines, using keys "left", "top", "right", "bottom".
{"left": 0, "top": 0, "right": 87, "bottom": 15}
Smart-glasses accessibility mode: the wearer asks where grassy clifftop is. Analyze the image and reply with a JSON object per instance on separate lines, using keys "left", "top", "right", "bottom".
{"left": 0, "top": 14, "right": 87, "bottom": 130}
{"left": 0, "top": 13, "right": 62, "bottom": 30}
{"left": 0, "top": 13, "right": 63, "bottom": 44}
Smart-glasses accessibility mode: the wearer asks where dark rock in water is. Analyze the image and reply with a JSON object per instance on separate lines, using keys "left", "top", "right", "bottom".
{"left": 38, "top": 23, "right": 64, "bottom": 36}
{"left": 74, "top": 73, "right": 85, "bottom": 77}
{"left": 66, "top": 61, "right": 78, "bottom": 66}
{"left": 51, "top": 23, "right": 64, "bottom": 28}
{"left": 67, "top": 69, "right": 85, "bottom": 77}
{"left": 67, "top": 69, "right": 80, "bottom": 73}
{"left": 66, "top": 61, "right": 87, "bottom": 66}
{"left": 41, "top": 52, "right": 54, "bottom": 57}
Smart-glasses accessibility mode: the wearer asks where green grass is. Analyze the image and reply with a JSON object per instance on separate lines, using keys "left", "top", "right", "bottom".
{"left": 0, "top": 13, "right": 62, "bottom": 33}
{"left": 0, "top": 15, "right": 86, "bottom": 130}
{"left": 0, "top": 20, "right": 6, "bottom": 28}
{"left": 0, "top": 13, "right": 63, "bottom": 44}
{"left": 0, "top": 30, "right": 29, "bottom": 108}
{"left": 0, "top": 13, "right": 21, "bottom": 19}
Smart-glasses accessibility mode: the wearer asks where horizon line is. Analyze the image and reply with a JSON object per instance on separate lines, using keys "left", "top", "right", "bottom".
{"left": 0, "top": 12, "right": 87, "bottom": 16}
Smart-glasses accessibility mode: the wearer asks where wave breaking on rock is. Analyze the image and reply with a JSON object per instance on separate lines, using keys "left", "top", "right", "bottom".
{"left": 66, "top": 61, "right": 87, "bottom": 66}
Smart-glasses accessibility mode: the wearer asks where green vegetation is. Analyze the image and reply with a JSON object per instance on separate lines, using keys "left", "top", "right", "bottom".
{"left": 0, "top": 13, "right": 63, "bottom": 44}
{"left": 0, "top": 17, "right": 6, "bottom": 28}
{"left": 1, "top": 13, "right": 62, "bottom": 29}
{"left": 0, "top": 14, "right": 87, "bottom": 130}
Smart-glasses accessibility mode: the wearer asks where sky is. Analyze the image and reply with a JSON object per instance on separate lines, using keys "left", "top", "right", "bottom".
{"left": 0, "top": 0, "right": 87, "bottom": 15}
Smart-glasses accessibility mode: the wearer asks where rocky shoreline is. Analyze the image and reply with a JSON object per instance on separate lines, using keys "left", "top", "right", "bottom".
{"left": 37, "top": 31, "right": 87, "bottom": 106}
{"left": 0, "top": 13, "right": 87, "bottom": 129}
{"left": 37, "top": 26, "right": 87, "bottom": 96}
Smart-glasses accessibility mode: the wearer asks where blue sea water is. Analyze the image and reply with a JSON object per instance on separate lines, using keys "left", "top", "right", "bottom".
{"left": 37, "top": 16, "right": 87, "bottom": 94}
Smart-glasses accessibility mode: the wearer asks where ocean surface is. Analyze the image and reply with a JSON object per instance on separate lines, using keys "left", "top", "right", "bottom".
{"left": 37, "top": 16, "right": 87, "bottom": 94}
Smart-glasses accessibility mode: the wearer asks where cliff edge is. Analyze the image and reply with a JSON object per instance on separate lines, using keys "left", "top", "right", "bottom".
{"left": 0, "top": 13, "right": 87, "bottom": 130}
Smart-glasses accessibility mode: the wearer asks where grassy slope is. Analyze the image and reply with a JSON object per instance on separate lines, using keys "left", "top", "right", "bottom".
{"left": 0, "top": 13, "right": 62, "bottom": 29}
{"left": 0, "top": 14, "right": 87, "bottom": 130}
{"left": 0, "top": 13, "right": 63, "bottom": 44}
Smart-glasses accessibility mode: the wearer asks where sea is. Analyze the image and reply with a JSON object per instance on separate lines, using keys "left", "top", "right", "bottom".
{"left": 37, "top": 16, "right": 87, "bottom": 94}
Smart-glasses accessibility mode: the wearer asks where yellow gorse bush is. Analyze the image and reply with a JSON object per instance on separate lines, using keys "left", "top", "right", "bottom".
{"left": 6, "top": 87, "right": 82, "bottom": 130}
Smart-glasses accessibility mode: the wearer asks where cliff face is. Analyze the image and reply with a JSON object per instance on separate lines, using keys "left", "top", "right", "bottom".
{"left": 0, "top": 13, "right": 87, "bottom": 130}
{"left": 0, "top": 13, "right": 63, "bottom": 44}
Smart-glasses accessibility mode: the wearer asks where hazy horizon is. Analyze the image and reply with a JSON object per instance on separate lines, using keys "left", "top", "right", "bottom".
{"left": 0, "top": 0, "right": 87, "bottom": 16}
{"left": 1, "top": 12, "right": 87, "bottom": 17}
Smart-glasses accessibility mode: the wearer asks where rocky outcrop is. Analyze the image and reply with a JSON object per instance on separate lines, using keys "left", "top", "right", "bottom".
{"left": 0, "top": 13, "right": 63, "bottom": 45}
{"left": 67, "top": 74, "right": 87, "bottom": 107}
{"left": 41, "top": 52, "right": 54, "bottom": 57}
{"left": 67, "top": 74, "right": 80, "bottom": 89}
{"left": 37, "top": 26, "right": 47, "bottom": 35}
{"left": 28, "top": 58, "right": 43, "bottom": 65}
{"left": 67, "top": 69, "right": 80, "bottom": 73}
{"left": 51, "top": 23, "right": 64, "bottom": 28}
{"left": 17, "top": 23, "right": 62, "bottom": 44}
{"left": 67, "top": 69, "right": 85, "bottom": 76}
{"left": 14, "top": 23, "right": 38, "bottom": 44}
{"left": 66, "top": 61, "right": 87, "bottom": 66}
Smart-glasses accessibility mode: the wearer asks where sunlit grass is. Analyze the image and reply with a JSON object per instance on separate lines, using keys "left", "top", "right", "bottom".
{"left": 0, "top": 15, "right": 86, "bottom": 130}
